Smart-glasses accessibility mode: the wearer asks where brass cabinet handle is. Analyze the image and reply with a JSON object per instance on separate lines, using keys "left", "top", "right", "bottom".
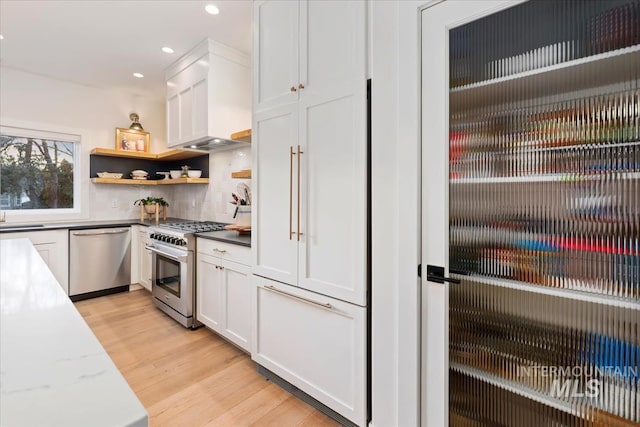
{"left": 298, "top": 83, "right": 305, "bottom": 89}
{"left": 290, "top": 86, "right": 297, "bottom": 92}
{"left": 264, "top": 285, "right": 332, "bottom": 309}
{"left": 297, "top": 145, "right": 303, "bottom": 241}
{"left": 289, "top": 146, "right": 296, "bottom": 240}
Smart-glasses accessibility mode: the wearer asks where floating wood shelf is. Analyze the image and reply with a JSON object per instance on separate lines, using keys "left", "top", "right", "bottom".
{"left": 231, "top": 169, "right": 252, "bottom": 179}
{"left": 230, "top": 129, "right": 252, "bottom": 143}
{"left": 91, "top": 178, "right": 209, "bottom": 185}
{"left": 90, "top": 148, "right": 208, "bottom": 161}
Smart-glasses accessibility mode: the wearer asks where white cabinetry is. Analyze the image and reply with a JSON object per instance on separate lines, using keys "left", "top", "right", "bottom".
{"left": 131, "top": 225, "right": 152, "bottom": 291}
{"left": 253, "top": 0, "right": 367, "bottom": 306}
{"left": 252, "top": 276, "right": 367, "bottom": 425}
{"left": 0, "top": 229, "right": 69, "bottom": 293}
{"left": 165, "top": 39, "right": 251, "bottom": 147}
{"left": 196, "top": 238, "right": 251, "bottom": 352}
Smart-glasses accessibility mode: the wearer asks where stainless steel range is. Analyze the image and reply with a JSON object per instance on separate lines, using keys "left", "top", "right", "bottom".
{"left": 147, "top": 221, "right": 226, "bottom": 328}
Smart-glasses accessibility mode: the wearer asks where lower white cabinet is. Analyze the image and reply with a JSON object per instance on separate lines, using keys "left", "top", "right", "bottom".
{"left": 196, "top": 240, "right": 251, "bottom": 352}
{"left": 252, "top": 276, "right": 367, "bottom": 426}
{"left": 0, "top": 229, "right": 69, "bottom": 293}
{"left": 130, "top": 225, "right": 152, "bottom": 291}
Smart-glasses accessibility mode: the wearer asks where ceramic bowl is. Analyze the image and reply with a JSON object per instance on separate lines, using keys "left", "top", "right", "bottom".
{"left": 187, "top": 170, "right": 202, "bottom": 178}
{"left": 170, "top": 170, "right": 182, "bottom": 179}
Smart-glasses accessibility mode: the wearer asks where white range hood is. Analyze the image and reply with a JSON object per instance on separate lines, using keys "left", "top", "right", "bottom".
{"left": 165, "top": 39, "right": 251, "bottom": 151}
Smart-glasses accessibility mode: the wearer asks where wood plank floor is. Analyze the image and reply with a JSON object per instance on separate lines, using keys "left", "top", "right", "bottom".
{"left": 75, "top": 289, "right": 339, "bottom": 427}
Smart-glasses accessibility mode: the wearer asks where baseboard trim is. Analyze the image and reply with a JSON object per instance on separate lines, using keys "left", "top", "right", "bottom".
{"left": 256, "top": 364, "right": 359, "bottom": 427}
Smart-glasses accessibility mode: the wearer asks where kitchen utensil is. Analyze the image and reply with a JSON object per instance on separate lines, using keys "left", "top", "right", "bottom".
{"left": 237, "top": 183, "right": 251, "bottom": 205}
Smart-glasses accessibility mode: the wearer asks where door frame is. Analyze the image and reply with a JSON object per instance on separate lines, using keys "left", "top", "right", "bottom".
{"left": 419, "top": 1, "right": 527, "bottom": 426}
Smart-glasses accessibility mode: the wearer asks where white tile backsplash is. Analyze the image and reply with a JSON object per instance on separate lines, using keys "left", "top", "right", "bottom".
{"left": 172, "top": 146, "right": 252, "bottom": 222}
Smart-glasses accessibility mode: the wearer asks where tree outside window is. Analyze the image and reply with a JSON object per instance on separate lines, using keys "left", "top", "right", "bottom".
{"left": 0, "top": 135, "right": 75, "bottom": 210}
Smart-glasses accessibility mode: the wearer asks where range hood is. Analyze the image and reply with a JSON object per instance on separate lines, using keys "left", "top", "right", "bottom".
{"left": 183, "top": 129, "right": 251, "bottom": 151}
{"left": 165, "top": 39, "right": 251, "bottom": 151}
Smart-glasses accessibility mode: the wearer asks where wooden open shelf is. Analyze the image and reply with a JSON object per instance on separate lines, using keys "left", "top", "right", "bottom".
{"left": 91, "top": 147, "right": 207, "bottom": 161}
{"left": 231, "top": 169, "right": 252, "bottom": 179}
{"left": 230, "top": 129, "right": 252, "bottom": 143}
{"left": 91, "top": 178, "right": 209, "bottom": 185}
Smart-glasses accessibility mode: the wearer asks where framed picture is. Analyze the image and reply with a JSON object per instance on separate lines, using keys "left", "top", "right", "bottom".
{"left": 115, "top": 128, "right": 150, "bottom": 152}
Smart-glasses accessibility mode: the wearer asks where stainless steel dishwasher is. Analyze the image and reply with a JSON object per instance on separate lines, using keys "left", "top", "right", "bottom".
{"left": 69, "top": 227, "right": 131, "bottom": 301}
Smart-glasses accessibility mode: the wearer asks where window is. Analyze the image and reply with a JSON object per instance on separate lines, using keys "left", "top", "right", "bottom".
{"left": 0, "top": 127, "right": 80, "bottom": 212}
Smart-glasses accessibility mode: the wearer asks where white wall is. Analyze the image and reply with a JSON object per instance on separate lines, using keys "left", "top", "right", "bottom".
{"left": 370, "top": 1, "right": 424, "bottom": 426}
{"left": 170, "top": 145, "right": 252, "bottom": 223}
{"left": 0, "top": 67, "right": 169, "bottom": 223}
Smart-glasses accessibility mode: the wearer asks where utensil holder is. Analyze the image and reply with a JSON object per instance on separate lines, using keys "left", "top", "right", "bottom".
{"left": 235, "top": 206, "right": 251, "bottom": 227}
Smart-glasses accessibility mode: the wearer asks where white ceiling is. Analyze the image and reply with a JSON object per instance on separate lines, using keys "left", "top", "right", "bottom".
{"left": 0, "top": 0, "right": 252, "bottom": 100}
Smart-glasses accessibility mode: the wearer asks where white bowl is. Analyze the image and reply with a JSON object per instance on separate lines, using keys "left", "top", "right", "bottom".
{"left": 97, "top": 172, "right": 123, "bottom": 179}
{"left": 169, "top": 170, "right": 182, "bottom": 179}
{"left": 187, "top": 170, "right": 202, "bottom": 178}
{"left": 131, "top": 169, "right": 148, "bottom": 176}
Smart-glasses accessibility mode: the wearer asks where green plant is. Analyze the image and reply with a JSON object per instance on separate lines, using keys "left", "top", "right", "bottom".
{"left": 133, "top": 196, "right": 169, "bottom": 207}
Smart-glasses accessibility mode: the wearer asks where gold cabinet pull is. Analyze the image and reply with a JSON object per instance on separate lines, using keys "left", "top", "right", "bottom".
{"left": 290, "top": 86, "right": 297, "bottom": 92}
{"left": 298, "top": 83, "right": 305, "bottom": 89}
{"left": 297, "top": 145, "right": 303, "bottom": 241}
{"left": 289, "top": 146, "right": 296, "bottom": 240}
{"left": 264, "top": 285, "right": 332, "bottom": 309}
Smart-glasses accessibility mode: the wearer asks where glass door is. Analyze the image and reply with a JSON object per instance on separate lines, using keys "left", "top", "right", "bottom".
{"left": 422, "top": 0, "right": 639, "bottom": 425}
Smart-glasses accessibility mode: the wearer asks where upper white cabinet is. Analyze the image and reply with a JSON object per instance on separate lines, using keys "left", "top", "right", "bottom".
{"left": 0, "top": 229, "right": 69, "bottom": 293}
{"left": 166, "top": 39, "right": 251, "bottom": 147}
{"left": 252, "top": 0, "right": 368, "bottom": 306}
{"left": 254, "top": 0, "right": 299, "bottom": 110}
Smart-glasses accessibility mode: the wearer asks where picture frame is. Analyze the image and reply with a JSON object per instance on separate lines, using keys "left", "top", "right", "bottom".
{"left": 115, "top": 128, "right": 150, "bottom": 152}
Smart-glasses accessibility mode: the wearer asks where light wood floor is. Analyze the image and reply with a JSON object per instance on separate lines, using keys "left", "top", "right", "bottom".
{"left": 75, "top": 289, "right": 339, "bottom": 427}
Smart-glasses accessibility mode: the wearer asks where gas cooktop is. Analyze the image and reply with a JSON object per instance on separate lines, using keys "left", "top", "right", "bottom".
{"left": 158, "top": 221, "right": 227, "bottom": 234}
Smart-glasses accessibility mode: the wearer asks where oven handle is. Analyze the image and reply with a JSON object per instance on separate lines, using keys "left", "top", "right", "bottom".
{"left": 145, "top": 245, "right": 188, "bottom": 263}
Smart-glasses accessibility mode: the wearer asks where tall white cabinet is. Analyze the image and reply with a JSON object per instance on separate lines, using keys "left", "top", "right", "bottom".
{"left": 253, "top": 0, "right": 368, "bottom": 306}
{"left": 252, "top": 1, "right": 368, "bottom": 425}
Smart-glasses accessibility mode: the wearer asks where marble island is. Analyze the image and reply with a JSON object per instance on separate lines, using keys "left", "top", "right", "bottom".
{"left": 0, "top": 239, "right": 147, "bottom": 427}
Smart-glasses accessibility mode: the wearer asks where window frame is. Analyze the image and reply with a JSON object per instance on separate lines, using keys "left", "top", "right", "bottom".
{"left": 0, "top": 123, "right": 86, "bottom": 222}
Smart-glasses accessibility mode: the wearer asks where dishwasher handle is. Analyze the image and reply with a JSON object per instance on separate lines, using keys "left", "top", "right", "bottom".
{"left": 71, "top": 228, "right": 130, "bottom": 236}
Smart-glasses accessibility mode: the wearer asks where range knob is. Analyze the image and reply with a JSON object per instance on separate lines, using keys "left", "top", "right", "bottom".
{"left": 169, "top": 237, "right": 178, "bottom": 245}
{"left": 150, "top": 233, "right": 156, "bottom": 239}
{"left": 179, "top": 239, "right": 187, "bottom": 246}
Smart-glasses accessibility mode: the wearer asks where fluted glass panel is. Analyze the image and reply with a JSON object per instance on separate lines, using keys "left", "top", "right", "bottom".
{"left": 448, "top": 0, "right": 639, "bottom": 425}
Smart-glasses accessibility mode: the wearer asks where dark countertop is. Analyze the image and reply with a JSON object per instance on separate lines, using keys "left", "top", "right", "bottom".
{"left": 195, "top": 230, "right": 251, "bottom": 247}
{"left": 0, "top": 217, "right": 191, "bottom": 233}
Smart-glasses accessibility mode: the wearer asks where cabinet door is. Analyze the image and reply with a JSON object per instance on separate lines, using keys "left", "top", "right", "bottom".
{"left": 252, "top": 104, "right": 299, "bottom": 286}
{"left": 253, "top": 0, "right": 299, "bottom": 111}
{"left": 253, "top": 277, "right": 367, "bottom": 426}
{"left": 221, "top": 259, "right": 251, "bottom": 352}
{"left": 196, "top": 253, "right": 224, "bottom": 331}
{"left": 0, "top": 230, "right": 69, "bottom": 293}
{"left": 297, "top": 0, "right": 367, "bottom": 306}
{"left": 167, "top": 94, "right": 180, "bottom": 147}
{"left": 139, "top": 230, "right": 152, "bottom": 291}
{"left": 178, "top": 87, "right": 193, "bottom": 143}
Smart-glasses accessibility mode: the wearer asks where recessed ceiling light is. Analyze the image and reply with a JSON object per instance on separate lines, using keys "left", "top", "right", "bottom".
{"left": 133, "top": 72, "right": 144, "bottom": 78}
{"left": 205, "top": 4, "right": 219, "bottom": 15}
{"left": 162, "top": 46, "right": 174, "bottom": 54}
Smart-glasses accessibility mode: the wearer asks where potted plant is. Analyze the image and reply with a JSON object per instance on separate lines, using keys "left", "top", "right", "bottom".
{"left": 134, "top": 197, "right": 169, "bottom": 216}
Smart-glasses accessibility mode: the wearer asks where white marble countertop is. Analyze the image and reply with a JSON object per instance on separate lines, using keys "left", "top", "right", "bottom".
{"left": 0, "top": 238, "right": 147, "bottom": 427}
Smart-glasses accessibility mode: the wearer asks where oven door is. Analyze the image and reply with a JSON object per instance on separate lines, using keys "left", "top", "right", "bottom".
{"left": 148, "top": 243, "right": 193, "bottom": 317}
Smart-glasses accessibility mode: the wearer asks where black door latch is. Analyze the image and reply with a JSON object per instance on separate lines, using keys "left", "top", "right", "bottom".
{"left": 424, "top": 264, "right": 461, "bottom": 284}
